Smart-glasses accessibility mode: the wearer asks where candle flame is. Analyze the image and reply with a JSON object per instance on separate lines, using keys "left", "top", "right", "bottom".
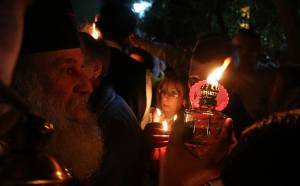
{"left": 162, "top": 120, "right": 168, "bottom": 131}
{"left": 207, "top": 57, "right": 231, "bottom": 87}
{"left": 173, "top": 114, "right": 178, "bottom": 121}
{"left": 153, "top": 108, "right": 162, "bottom": 122}
{"left": 94, "top": 15, "right": 99, "bottom": 22}
{"left": 91, "top": 22, "right": 102, "bottom": 40}
{"left": 156, "top": 108, "right": 162, "bottom": 116}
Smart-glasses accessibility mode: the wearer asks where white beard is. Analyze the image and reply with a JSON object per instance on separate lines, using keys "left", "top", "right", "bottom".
{"left": 14, "top": 73, "right": 103, "bottom": 181}
{"left": 44, "top": 116, "right": 103, "bottom": 181}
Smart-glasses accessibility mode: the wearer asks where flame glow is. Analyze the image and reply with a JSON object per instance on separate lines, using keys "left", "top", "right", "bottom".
{"left": 153, "top": 108, "right": 162, "bottom": 122}
{"left": 56, "top": 171, "right": 63, "bottom": 179}
{"left": 91, "top": 22, "right": 102, "bottom": 40}
{"left": 89, "top": 15, "right": 102, "bottom": 40}
{"left": 156, "top": 108, "right": 161, "bottom": 116}
{"left": 173, "top": 114, "right": 178, "bottom": 121}
{"left": 206, "top": 57, "right": 231, "bottom": 88}
{"left": 162, "top": 120, "right": 168, "bottom": 131}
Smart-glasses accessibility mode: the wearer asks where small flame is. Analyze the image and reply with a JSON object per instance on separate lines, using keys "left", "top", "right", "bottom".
{"left": 162, "top": 120, "right": 168, "bottom": 131}
{"left": 156, "top": 108, "right": 162, "bottom": 116}
{"left": 94, "top": 15, "right": 99, "bottom": 22}
{"left": 91, "top": 22, "right": 102, "bottom": 40}
{"left": 207, "top": 57, "right": 231, "bottom": 87}
{"left": 153, "top": 108, "right": 162, "bottom": 122}
{"left": 173, "top": 114, "right": 178, "bottom": 121}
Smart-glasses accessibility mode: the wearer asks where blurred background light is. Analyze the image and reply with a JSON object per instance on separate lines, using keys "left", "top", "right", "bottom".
{"left": 132, "top": 1, "right": 153, "bottom": 18}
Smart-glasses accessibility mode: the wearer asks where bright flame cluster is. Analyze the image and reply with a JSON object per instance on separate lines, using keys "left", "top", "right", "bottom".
{"left": 206, "top": 57, "right": 231, "bottom": 88}
{"left": 79, "top": 15, "right": 102, "bottom": 40}
{"left": 91, "top": 22, "right": 102, "bottom": 40}
{"left": 91, "top": 15, "right": 102, "bottom": 40}
{"left": 152, "top": 108, "right": 177, "bottom": 131}
{"left": 162, "top": 120, "right": 168, "bottom": 131}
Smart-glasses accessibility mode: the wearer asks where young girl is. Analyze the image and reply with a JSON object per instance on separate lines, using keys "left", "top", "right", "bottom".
{"left": 155, "top": 72, "right": 187, "bottom": 125}
{"left": 144, "top": 72, "right": 188, "bottom": 185}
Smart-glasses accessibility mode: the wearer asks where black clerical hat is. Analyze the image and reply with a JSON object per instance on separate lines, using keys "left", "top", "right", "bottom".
{"left": 21, "top": 0, "right": 80, "bottom": 54}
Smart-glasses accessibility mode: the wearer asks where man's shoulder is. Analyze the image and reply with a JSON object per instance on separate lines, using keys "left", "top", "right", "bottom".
{"left": 97, "top": 90, "right": 140, "bottom": 130}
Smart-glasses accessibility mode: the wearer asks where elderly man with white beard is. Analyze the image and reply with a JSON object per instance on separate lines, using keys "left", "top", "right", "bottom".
{"left": 12, "top": 51, "right": 103, "bottom": 183}
{"left": 5, "top": 0, "right": 104, "bottom": 185}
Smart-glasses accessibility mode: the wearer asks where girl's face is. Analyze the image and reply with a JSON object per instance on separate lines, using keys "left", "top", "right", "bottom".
{"left": 159, "top": 81, "right": 184, "bottom": 118}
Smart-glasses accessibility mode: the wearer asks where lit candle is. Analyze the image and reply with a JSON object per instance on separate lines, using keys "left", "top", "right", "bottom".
{"left": 153, "top": 108, "right": 162, "bottom": 123}
{"left": 206, "top": 57, "right": 231, "bottom": 88}
{"left": 162, "top": 120, "right": 168, "bottom": 131}
{"left": 173, "top": 114, "right": 178, "bottom": 122}
{"left": 200, "top": 57, "right": 231, "bottom": 107}
{"left": 90, "top": 15, "right": 102, "bottom": 40}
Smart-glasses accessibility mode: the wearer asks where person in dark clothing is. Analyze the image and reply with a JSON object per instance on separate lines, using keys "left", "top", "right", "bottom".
{"left": 90, "top": 83, "right": 145, "bottom": 186}
{"left": 107, "top": 48, "right": 148, "bottom": 123}
{"left": 96, "top": 2, "right": 148, "bottom": 124}
{"left": 128, "top": 46, "right": 167, "bottom": 110}
{"left": 269, "top": 64, "right": 300, "bottom": 114}
{"left": 232, "top": 29, "right": 277, "bottom": 121}
{"left": 10, "top": 0, "right": 104, "bottom": 183}
{"left": 80, "top": 32, "right": 146, "bottom": 186}
{"left": 221, "top": 109, "right": 300, "bottom": 186}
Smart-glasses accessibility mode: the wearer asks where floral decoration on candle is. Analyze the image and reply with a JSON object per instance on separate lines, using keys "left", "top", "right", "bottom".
{"left": 189, "top": 58, "right": 231, "bottom": 111}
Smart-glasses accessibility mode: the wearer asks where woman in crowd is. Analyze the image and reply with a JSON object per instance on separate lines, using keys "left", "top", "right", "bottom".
{"left": 143, "top": 71, "right": 188, "bottom": 185}
{"left": 144, "top": 71, "right": 187, "bottom": 136}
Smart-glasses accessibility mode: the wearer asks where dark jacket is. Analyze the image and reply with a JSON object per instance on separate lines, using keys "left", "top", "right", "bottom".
{"left": 89, "top": 83, "right": 145, "bottom": 186}
{"left": 224, "top": 91, "right": 254, "bottom": 138}
{"left": 106, "top": 47, "right": 147, "bottom": 124}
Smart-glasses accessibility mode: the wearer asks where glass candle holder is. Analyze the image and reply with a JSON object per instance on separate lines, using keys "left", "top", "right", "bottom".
{"left": 184, "top": 58, "right": 231, "bottom": 158}
{"left": 183, "top": 106, "right": 227, "bottom": 158}
{"left": 184, "top": 83, "right": 227, "bottom": 158}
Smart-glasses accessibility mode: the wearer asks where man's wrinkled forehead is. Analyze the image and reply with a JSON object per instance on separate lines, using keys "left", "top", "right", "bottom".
{"left": 51, "top": 49, "right": 84, "bottom": 67}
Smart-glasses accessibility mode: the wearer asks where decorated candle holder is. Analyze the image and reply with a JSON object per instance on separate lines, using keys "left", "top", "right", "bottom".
{"left": 183, "top": 58, "right": 231, "bottom": 158}
{"left": 199, "top": 83, "right": 219, "bottom": 107}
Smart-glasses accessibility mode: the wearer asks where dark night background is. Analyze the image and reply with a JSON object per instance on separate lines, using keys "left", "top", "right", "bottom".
{"left": 71, "top": 0, "right": 300, "bottom": 65}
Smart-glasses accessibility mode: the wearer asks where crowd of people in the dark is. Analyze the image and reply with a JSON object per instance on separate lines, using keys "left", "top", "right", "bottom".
{"left": 0, "top": 0, "right": 299, "bottom": 186}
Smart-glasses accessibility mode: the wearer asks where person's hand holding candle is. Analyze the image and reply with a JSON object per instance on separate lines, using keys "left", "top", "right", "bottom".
{"left": 143, "top": 108, "right": 171, "bottom": 148}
